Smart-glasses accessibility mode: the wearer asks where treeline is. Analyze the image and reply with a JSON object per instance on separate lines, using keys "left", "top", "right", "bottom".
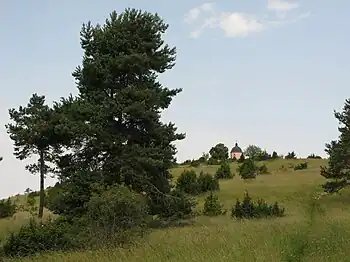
{"left": 180, "top": 143, "right": 322, "bottom": 166}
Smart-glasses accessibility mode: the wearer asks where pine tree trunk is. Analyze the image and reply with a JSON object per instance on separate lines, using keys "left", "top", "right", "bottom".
{"left": 38, "top": 150, "right": 45, "bottom": 219}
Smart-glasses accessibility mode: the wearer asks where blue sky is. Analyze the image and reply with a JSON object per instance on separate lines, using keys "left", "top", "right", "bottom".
{"left": 0, "top": 0, "right": 349, "bottom": 198}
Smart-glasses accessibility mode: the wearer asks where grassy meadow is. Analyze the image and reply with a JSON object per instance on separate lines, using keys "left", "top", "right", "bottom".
{"left": 3, "top": 158, "right": 350, "bottom": 262}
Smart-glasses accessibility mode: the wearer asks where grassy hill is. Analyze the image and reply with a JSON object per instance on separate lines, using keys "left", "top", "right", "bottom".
{"left": 4, "top": 158, "right": 350, "bottom": 261}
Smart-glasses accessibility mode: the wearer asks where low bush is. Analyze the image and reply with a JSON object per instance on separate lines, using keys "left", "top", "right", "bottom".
{"left": 207, "top": 158, "right": 220, "bottom": 165}
{"left": 197, "top": 171, "right": 219, "bottom": 193}
{"left": 0, "top": 198, "right": 16, "bottom": 218}
{"left": 176, "top": 170, "right": 219, "bottom": 195}
{"left": 215, "top": 162, "right": 233, "bottom": 179}
{"left": 258, "top": 164, "right": 269, "bottom": 174}
{"left": 1, "top": 217, "right": 81, "bottom": 257}
{"left": 238, "top": 159, "right": 258, "bottom": 179}
{"left": 231, "top": 191, "right": 285, "bottom": 219}
{"left": 150, "top": 189, "right": 197, "bottom": 220}
{"left": 294, "top": 162, "right": 308, "bottom": 171}
{"left": 203, "top": 193, "right": 226, "bottom": 216}
{"left": 84, "top": 184, "right": 150, "bottom": 246}
{"left": 176, "top": 169, "right": 199, "bottom": 194}
{"left": 237, "top": 154, "right": 245, "bottom": 163}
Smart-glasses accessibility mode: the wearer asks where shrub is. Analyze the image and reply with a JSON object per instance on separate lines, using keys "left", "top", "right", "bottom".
{"left": 215, "top": 162, "right": 233, "bottom": 179}
{"left": 294, "top": 162, "right": 308, "bottom": 171}
{"left": 231, "top": 192, "right": 285, "bottom": 219}
{"left": 0, "top": 198, "right": 16, "bottom": 218}
{"left": 238, "top": 159, "right": 258, "bottom": 179}
{"left": 150, "top": 190, "right": 197, "bottom": 219}
{"left": 84, "top": 184, "right": 150, "bottom": 245}
{"left": 2, "top": 217, "right": 81, "bottom": 257}
{"left": 207, "top": 157, "right": 219, "bottom": 165}
{"left": 285, "top": 151, "right": 296, "bottom": 159}
{"left": 237, "top": 154, "right": 245, "bottom": 163}
{"left": 203, "top": 193, "right": 226, "bottom": 216}
{"left": 197, "top": 171, "right": 219, "bottom": 193}
{"left": 258, "top": 164, "right": 269, "bottom": 174}
{"left": 190, "top": 160, "right": 200, "bottom": 167}
{"left": 176, "top": 169, "right": 199, "bottom": 194}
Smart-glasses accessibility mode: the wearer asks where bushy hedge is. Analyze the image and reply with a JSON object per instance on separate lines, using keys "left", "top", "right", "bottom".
{"left": 231, "top": 192, "right": 285, "bottom": 219}
{"left": 0, "top": 198, "right": 16, "bottom": 218}
{"left": 215, "top": 162, "right": 233, "bottom": 179}
{"left": 176, "top": 170, "right": 219, "bottom": 195}
{"left": 237, "top": 159, "right": 259, "bottom": 179}
{"left": 294, "top": 162, "right": 308, "bottom": 171}
{"left": 203, "top": 193, "right": 226, "bottom": 216}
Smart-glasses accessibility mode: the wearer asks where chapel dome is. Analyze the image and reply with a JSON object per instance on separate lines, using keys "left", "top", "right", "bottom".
{"left": 231, "top": 143, "right": 242, "bottom": 153}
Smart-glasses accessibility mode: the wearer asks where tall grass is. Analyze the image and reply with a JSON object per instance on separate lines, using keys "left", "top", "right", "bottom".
{"left": 4, "top": 159, "right": 350, "bottom": 262}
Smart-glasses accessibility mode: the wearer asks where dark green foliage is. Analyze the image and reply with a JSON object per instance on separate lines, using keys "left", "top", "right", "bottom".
{"left": 49, "top": 9, "right": 187, "bottom": 218}
{"left": 307, "top": 154, "right": 322, "bottom": 159}
{"left": 285, "top": 151, "right": 297, "bottom": 159}
{"left": 197, "top": 171, "right": 219, "bottom": 192}
{"left": 207, "top": 157, "right": 220, "bottom": 165}
{"left": 203, "top": 193, "right": 226, "bottom": 216}
{"left": 231, "top": 192, "right": 285, "bottom": 219}
{"left": 175, "top": 170, "right": 219, "bottom": 195}
{"left": 237, "top": 154, "right": 245, "bottom": 163}
{"left": 176, "top": 170, "right": 199, "bottom": 195}
{"left": 258, "top": 164, "right": 269, "bottom": 174}
{"left": 271, "top": 151, "right": 279, "bottom": 159}
{"left": 149, "top": 190, "right": 196, "bottom": 219}
{"left": 209, "top": 143, "right": 229, "bottom": 161}
{"left": 238, "top": 159, "right": 259, "bottom": 179}
{"left": 320, "top": 99, "right": 350, "bottom": 192}
{"left": 294, "top": 162, "right": 308, "bottom": 171}
{"left": 5, "top": 94, "right": 63, "bottom": 219}
{"left": 0, "top": 198, "right": 16, "bottom": 218}
{"left": 215, "top": 162, "right": 233, "bottom": 179}
{"left": 181, "top": 159, "right": 192, "bottom": 165}
{"left": 83, "top": 184, "right": 150, "bottom": 245}
{"left": 189, "top": 159, "right": 200, "bottom": 167}
{"left": 2, "top": 218, "right": 81, "bottom": 257}
{"left": 244, "top": 145, "right": 271, "bottom": 161}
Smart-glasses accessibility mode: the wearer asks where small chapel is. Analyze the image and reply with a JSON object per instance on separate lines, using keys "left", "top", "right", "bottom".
{"left": 230, "top": 142, "right": 243, "bottom": 160}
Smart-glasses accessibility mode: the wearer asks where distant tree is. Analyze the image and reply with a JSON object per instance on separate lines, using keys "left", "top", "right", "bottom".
{"left": 307, "top": 154, "right": 322, "bottom": 159}
{"left": 24, "top": 188, "right": 32, "bottom": 194}
{"left": 244, "top": 145, "right": 263, "bottom": 161}
{"left": 321, "top": 99, "right": 350, "bottom": 192}
{"left": 6, "top": 94, "right": 60, "bottom": 219}
{"left": 209, "top": 143, "right": 229, "bottom": 161}
{"left": 198, "top": 152, "right": 209, "bottom": 164}
{"left": 285, "top": 151, "right": 296, "bottom": 159}
{"left": 238, "top": 159, "right": 259, "bottom": 179}
{"left": 271, "top": 151, "right": 279, "bottom": 159}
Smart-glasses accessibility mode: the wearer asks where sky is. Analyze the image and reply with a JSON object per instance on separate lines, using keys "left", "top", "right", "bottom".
{"left": 0, "top": 0, "right": 349, "bottom": 198}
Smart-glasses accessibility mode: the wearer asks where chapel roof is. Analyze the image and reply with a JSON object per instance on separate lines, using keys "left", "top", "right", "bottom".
{"left": 231, "top": 143, "right": 242, "bottom": 153}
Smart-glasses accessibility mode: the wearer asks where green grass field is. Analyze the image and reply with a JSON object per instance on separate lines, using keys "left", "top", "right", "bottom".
{"left": 3, "top": 158, "right": 350, "bottom": 262}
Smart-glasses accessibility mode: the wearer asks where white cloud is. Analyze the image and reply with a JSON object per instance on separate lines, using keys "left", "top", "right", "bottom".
{"left": 218, "top": 13, "right": 264, "bottom": 37}
{"left": 267, "top": 0, "right": 299, "bottom": 12}
{"left": 184, "top": 2, "right": 215, "bottom": 24}
{"left": 184, "top": 0, "right": 310, "bottom": 38}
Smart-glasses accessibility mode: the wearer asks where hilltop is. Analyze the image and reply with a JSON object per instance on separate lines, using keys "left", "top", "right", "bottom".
{"left": 3, "top": 158, "right": 350, "bottom": 261}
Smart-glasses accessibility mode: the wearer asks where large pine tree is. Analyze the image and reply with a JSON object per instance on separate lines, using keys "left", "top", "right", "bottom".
{"left": 321, "top": 99, "right": 350, "bottom": 192}
{"left": 52, "top": 9, "right": 185, "bottom": 216}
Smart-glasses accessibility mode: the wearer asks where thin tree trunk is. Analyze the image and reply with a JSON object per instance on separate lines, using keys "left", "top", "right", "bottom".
{"left": 38, "top": 150, "right": 45, "bottom": 219}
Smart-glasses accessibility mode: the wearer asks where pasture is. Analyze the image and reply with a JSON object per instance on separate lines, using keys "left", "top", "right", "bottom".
{"left": 3, "top": 158, "right": 350, "bottom": 262}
